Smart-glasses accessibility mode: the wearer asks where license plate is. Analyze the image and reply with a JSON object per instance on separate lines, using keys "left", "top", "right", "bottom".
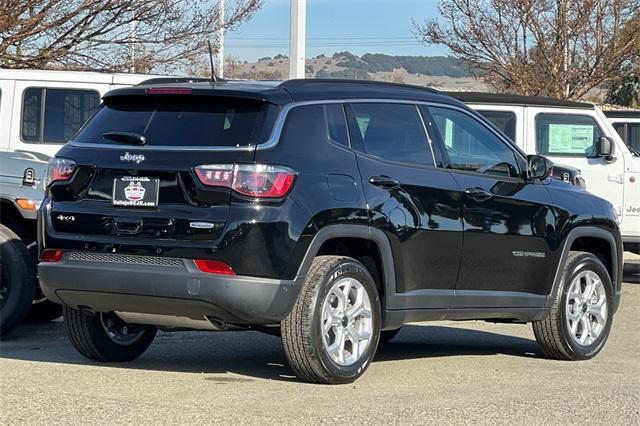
{"left": 112, "top": 176, "right": 159, "bottom": 208}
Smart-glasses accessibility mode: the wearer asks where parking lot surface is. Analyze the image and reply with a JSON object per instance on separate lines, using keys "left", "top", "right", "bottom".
{"left": 1, "top": 263, "right": 639, "bottom": 425}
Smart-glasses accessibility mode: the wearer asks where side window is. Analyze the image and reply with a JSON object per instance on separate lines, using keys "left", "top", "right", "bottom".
{"left": 426, "top": 106, "right": 520, "bottom": 178}
{"left": 279, "top": 104, "right": 349, "bottom": 148}
{"left": 612, "top": 123, "right": 626, "bottom": 143}
{"left": 629, "top": 124, "right": 640, "bottom": 152}
{"left": 346, "top": 103, "right": 434, "bottom": 167}
{"left": 477, "top": 110, "right": 517, "bottom": 141}
{"left": 535, "top": 113, "right": 603, "bottom": 157}
{"left": 21, "top": 88, "right": 100, "bottom": 144}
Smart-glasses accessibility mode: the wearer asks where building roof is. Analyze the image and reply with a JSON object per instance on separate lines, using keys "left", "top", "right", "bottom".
{"left": 444, "top": 91, "right": 594, "bottom": 109}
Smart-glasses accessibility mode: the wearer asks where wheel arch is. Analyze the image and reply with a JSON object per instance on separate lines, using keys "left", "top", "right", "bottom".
{"left": 548, "top": 226, "right": 621, "bottom": 310}
{"left": 294, "top": 225, "right": 396, "bottom": 306}
{"left": 0, "top": 198, "right": 36, "bottom": 244}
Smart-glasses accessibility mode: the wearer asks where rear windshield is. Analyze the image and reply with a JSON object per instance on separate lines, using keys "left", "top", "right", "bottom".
{"left": 74, "top": 97, "right": 278, "bottom": 147}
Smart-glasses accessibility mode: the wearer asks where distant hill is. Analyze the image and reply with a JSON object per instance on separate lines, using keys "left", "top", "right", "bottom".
{"left": 231, "top": 52, "right": 487, "bottom": 91}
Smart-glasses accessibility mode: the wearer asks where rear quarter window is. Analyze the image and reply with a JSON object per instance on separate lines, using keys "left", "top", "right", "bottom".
{"left": 74, "top": 97, "right": 278, "bottom": 147}
{"left": 278, "top": 104, "right": 349, "bottom": 148}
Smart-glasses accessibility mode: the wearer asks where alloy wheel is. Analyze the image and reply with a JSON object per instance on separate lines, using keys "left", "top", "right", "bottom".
{"left": 565, "top": 270, "right": 608, "bottom": 347}
{"left": 321, "top": 277, "right": 373, "bottom": 366}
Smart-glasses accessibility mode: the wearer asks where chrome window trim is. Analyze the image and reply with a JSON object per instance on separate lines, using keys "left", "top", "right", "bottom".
{"left": 66, "top": 98, "right": 523, "bottom": 159}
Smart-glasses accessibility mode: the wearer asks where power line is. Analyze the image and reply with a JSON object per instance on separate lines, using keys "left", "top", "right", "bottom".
{"left": 227, "top": 36, "right": 416, "bottom": 40}
{"left": 226, "top": 42, "right": 421, "bottom": 48}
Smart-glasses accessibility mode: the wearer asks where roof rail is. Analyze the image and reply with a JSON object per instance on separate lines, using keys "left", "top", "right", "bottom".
{"left": 279, "top": 78, "right": 441, "bottom": 94}
{"left": 136, "top": 77, "right": 223, "bottom": 86}
{"left": 445, "top": 91, "right": 593, "bottom": 109}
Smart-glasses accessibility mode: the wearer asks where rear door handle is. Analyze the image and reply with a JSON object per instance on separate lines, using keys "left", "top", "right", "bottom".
{"left": 369, "top": 176, "right": 400, "bottom": 188}
{"left": 464, "top": 187, "right": 493, "bottom": 202}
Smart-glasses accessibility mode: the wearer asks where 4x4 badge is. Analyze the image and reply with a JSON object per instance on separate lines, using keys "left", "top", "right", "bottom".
{"left": 120, "top": 152, "right": 145, "bottom": 164}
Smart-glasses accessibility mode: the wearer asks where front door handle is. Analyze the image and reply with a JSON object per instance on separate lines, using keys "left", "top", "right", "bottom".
{"left": 464, "top": 187, "right": 493, "bottom": 202}
{"left": 369, "top": 176, "right": 400, "bottom": 188}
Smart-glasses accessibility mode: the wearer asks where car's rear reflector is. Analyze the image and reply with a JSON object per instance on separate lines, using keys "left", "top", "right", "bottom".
{"left": 194, "top": 260, "right": 235, "bottom": 275}
{"left": 146, "top": 88, "right": 192, "bottom": 95}
{"left": 40, "top": 249, "right": 64, "bottom": 262}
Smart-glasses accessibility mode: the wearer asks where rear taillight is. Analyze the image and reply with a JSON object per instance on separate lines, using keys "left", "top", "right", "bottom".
{"left": 44, "top": 158, "right": 76, "bottom": 187}
{"left": 40, "top": 249, "right": 64, "bottom": 262}
{"left": 194, "top": 259, "right": 235, "bottom": 275}
{"left": 194, "top": 164, "right": 297, "bottom": 198}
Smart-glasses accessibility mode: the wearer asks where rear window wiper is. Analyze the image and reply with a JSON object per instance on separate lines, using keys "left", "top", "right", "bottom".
{"left": 101, "top": 132, "right": 147, "bottom": 145}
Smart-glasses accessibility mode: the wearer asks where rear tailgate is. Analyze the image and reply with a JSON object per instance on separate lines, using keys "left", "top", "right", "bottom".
{"left": 48, "top": 93, "right": 278, "bottom": 244}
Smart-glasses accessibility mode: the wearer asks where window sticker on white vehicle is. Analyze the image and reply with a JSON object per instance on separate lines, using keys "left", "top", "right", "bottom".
{"left": 548, "top": 124, "right": 594, "bottom": 154}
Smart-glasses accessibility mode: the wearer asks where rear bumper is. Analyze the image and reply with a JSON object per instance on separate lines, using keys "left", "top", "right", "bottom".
{"left": 38, "top": 253, "right": 302, "bottom": 325}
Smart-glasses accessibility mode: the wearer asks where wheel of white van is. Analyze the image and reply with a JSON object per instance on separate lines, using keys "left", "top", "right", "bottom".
{"left": 0, "top": 224, "right": 37, "bottom": 337}
{"left": 281, "top": 256, "right": 381, "bottom": 384}
{"left": 532, "top": 251, "right": 613, "bottom": 360}
{"left": 63, "top": 307, "right": 157, "bottom": 362}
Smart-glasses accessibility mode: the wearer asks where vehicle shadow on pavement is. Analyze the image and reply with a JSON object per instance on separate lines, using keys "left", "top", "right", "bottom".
{"left": 1, "top": 320, "right": 542, "bottom": 382}
{"left": 375, "top": 325, "right": 541, "bottom": 362}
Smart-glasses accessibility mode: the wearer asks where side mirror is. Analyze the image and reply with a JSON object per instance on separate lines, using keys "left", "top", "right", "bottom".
{"left": 527, "top": 155, "right": 551, "bottom": 180}
{"left": 596, "top": 136, "right": 615, "bottom": 159}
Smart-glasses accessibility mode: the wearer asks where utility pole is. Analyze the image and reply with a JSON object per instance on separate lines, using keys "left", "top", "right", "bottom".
{"left": 129, "top": 9, "right": 138, "bottom": 73}
{"left": 289, "top": 0, "right": 306, "bottom": 79}
{"left": 218, "top": 0, "right": 225, "bottom": 78}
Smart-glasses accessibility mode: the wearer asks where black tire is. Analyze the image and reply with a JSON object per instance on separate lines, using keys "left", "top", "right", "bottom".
{"left": 379, "top": 328, "right": 402, "bottom": 345}
{"left": 26, "top": 300, "right": 63, "bottom": 322}
{"left": 532, "top": 251, "right": 614, "bottom": 360}
{"left": 63, "top": 307, "right": 157, "bottom": 362}
{"left": 0, "top": 224, "right": 37, "bottom": 337}
{"left": 281, "top": 256, "right": 381, "bottom": 384}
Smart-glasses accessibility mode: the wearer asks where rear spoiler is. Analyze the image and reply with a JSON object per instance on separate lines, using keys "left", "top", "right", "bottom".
{"left": 136, "top": 77, "right": 221, "bottom": 86}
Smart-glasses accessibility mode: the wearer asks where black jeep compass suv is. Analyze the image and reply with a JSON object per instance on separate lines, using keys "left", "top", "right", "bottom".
{"left": 38, "top": 79, "right": 622, "bottom": 384}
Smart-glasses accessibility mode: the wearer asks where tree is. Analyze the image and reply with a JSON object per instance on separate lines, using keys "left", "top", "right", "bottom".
{"left": 606, "top": 14, "right": 640, "bottom": 107}
{"left": 224, "top": 54, "right": 242, "bottom": 78}
{"left": 416, "top": 0, "right": 640, "bottom": 100}
{"left": 0, "top": 0, "right": 262, "bottom": 73}
{"left": 607, "top": 74, "right": 639, "bottom": 107}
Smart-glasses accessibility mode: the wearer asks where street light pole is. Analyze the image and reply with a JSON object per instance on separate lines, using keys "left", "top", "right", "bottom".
{"left": 218, "top": 0, "right": 225, "bottom": 78}
{"left": 289, "top": 0, "right": 306, "bottom": 79}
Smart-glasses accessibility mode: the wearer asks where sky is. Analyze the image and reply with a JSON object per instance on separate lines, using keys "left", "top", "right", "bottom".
{"left": 224, "top": 0, "right": 449, "bottom": 61}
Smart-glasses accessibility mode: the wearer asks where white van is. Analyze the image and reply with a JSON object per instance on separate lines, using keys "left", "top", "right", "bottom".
{"left": 0, "top": 69, "right": 166, "bottom": 335}
{"left": 605, "top": 110, "right": 640, "bottom": 155}
{"left": 447, "top": 92, "right": 640, "bottom": 253}
{"left": 0, "top": 69, "right": 168, "bottom": 158}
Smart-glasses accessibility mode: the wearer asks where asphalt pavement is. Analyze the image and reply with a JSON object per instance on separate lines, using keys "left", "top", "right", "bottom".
{"left": 1, "top": 263, "right": 638, "bottom": 425}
